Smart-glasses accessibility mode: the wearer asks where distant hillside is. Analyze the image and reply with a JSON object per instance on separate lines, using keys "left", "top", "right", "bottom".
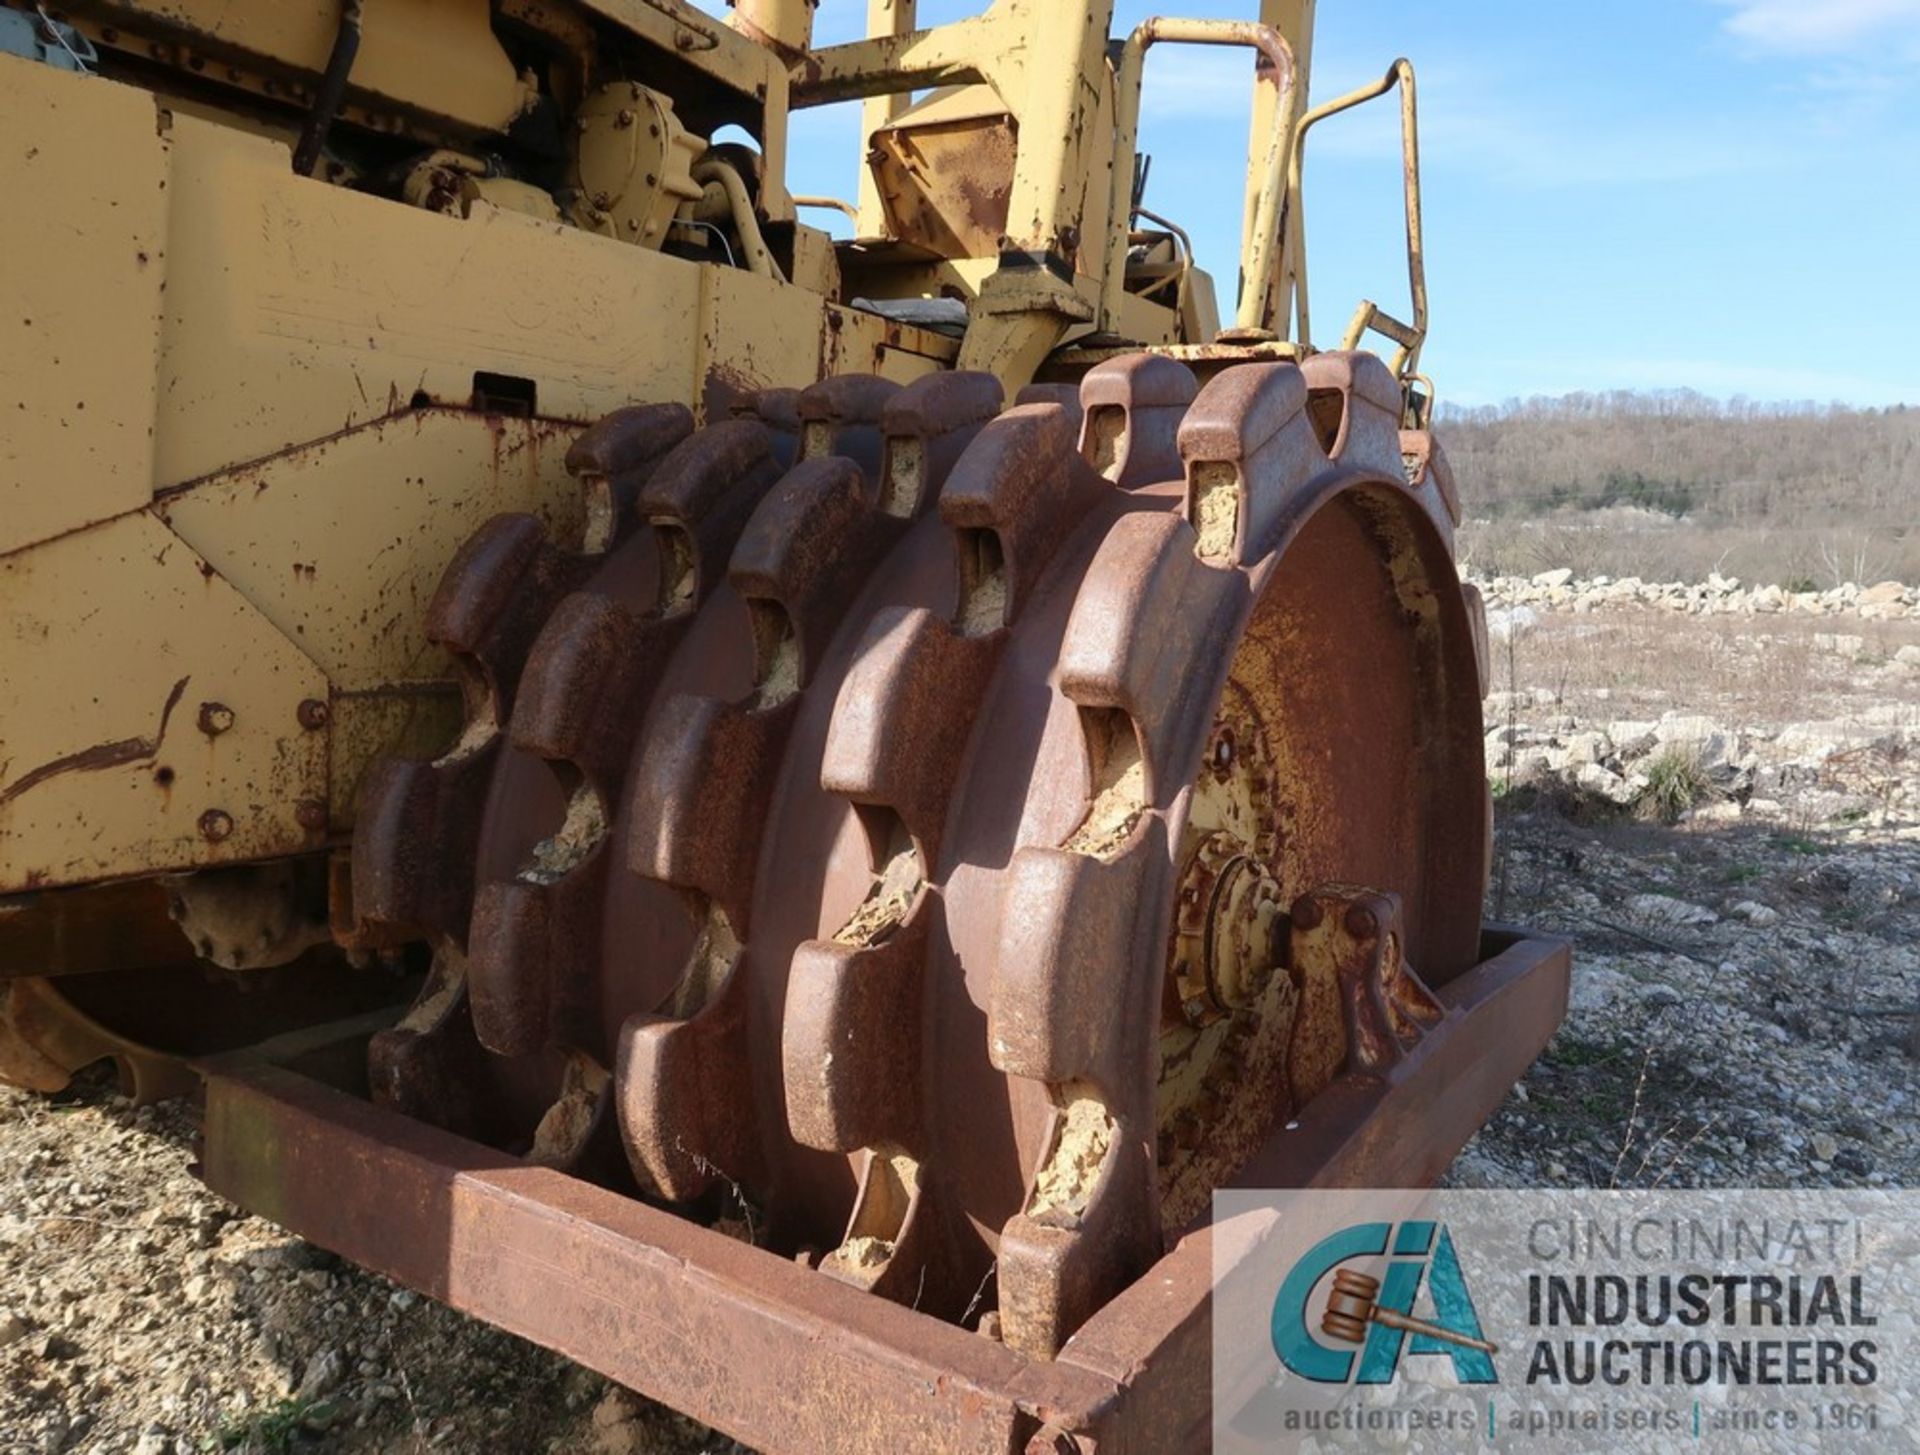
{"left": 1436, "top": 392, "right": 1920, "bottom": 586}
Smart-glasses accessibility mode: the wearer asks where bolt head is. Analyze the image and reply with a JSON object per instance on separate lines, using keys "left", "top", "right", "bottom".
{"left": 1343, "top": 902, "right": 1379, "bottom": 939}
{"left": 197, "top": 702, "right": 234, "bottom": 737}
{"left": 1290, "top": 894, "right": 1324, "bottom": 930}
{"left": 197, "top": 809, "right": 233, "bottom": 843}
{"left": 1212, "top": 728, "right": 1236, "bottom": 772}
{"left": 297, "top": 698, "right": 330, "bottom": 730}
{"left": 296, "top": 800, "right": 328, "bottom": 832}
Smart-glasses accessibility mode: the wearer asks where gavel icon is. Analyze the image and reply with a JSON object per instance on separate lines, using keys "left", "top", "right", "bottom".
{"left": 1321, "top": 1270, "right": 1499, "bottom": 1354}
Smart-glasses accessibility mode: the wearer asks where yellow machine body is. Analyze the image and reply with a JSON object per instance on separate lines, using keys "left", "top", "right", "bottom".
{"left": 8, "top": 0, "right": 1388, "bottom": 903}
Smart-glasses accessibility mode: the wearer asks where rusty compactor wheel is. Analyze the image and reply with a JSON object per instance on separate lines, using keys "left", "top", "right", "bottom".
{"left": 354, "top": 352, "right": 1491, "bottom": 1358}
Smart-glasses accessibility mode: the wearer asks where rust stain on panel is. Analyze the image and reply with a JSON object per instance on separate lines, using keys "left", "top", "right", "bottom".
{"left": 0, "top": 677, "right": 190, "bottom": 808}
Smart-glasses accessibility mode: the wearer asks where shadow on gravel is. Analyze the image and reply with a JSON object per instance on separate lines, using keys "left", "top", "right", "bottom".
{"left": 1458, "top": 795, "right": 1918, "bottom": 1195}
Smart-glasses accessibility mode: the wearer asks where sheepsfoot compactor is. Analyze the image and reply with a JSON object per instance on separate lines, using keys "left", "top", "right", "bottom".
{"left": 0, "top": 1, "right": 1567, "bottom": 1449}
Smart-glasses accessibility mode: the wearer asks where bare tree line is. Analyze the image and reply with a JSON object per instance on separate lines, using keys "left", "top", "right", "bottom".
{"left": 1437, "top": 392, "right": 1919, "bottom": 584}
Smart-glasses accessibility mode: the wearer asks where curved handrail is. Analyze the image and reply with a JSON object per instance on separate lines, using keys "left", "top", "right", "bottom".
{"left": 1282, "top": 59, "right": 1427, "bottom": 378}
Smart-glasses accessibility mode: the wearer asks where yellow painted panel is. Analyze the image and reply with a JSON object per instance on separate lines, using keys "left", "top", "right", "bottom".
{"left": 826, "top": 300, "right": 957, "bottom": 385}
{"left": 699, "top": 271, "right": 956, "bottom": 398}
{"left": 0, "top": 512, "right": 329, "bottom": 891}
{"left": 93, "top": 0, "right": 528, "bottom": 133}
{"left": 156, "top": 410, "right": 586, "bottom": 687}
{"left": 876, "top": 347, "right": 947, "bottom": 386}
{"left": 0, "top": 60, "right": 165, "bottom": 558}
{"left": 155, "top": 113, "right": 704, "bottom": 486}
{"left": 696, "top": 265, "right": 834, "bottom": 419}
{"left": 576, "top": 0, "right": 779, "bottom": 101}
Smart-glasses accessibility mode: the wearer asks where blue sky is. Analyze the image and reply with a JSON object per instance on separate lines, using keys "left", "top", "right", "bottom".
{"left": 698, "top": 2, "right": 1920, "bottom": 409}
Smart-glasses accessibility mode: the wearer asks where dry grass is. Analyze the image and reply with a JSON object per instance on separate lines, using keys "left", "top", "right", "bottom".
{"left": 1507, "top": 609, "right": 1918, "bottom": 727}
{"left": 1634, "top": 745, "right": 1718, "bottom": 824}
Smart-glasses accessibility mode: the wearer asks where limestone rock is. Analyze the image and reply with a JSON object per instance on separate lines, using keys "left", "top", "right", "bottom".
{"left": 1626, "top": 893, "right": 1717, "bottom": 927}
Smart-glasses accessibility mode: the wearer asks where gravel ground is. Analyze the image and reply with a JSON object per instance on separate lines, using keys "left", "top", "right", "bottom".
{"left": 1454, "top": 583, "right": 1919, "bottom": 1192}
{"left": 0, "top": 1081, "right": 740, "bottom": 1455}
{"left": 3, "top": 585, "right": 1915, "bottom": 1454}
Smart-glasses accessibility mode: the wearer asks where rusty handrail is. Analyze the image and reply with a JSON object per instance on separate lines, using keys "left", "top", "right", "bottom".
{"left": 1102, "top": 18, "right": 1298, "bottom": 337}
{"left": 1282, "top": 58, "right": 1428, "bottom": 379}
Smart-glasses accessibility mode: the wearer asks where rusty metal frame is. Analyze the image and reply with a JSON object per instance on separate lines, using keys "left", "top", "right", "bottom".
{"left": 199, "top": 927, "right": 1567, "bottom": 1455}
{"left": 789, "top": 3, "right": 1015, "bottom": 108}
{"left": 1102, "top": 18, "right": 1298, "bottom": 337}
{"left": 786, "top": 5, "right": 1429, "bottom": 387}
{"left": 791, "top": 0, "right": 1121, "bottom": 383}
{"left": 853, "top": 0, "right": 918, "bottom": 236}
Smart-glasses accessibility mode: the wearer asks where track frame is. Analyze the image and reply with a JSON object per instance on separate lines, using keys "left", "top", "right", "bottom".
{"left": 198, "top": 926, "right": 1567, "bottom": 1455}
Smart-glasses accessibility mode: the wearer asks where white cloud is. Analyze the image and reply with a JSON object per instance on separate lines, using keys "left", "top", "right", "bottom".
{"left": 1125, "top": 14, "right": 1902, "bottom": 189}
{"left": 1281, "top": 58, "right": 1777, "bottom": 190}
{"left": 1311, "top": 102, "right": 1773, "bottom": 189}
{"left": 1711, "top": 0, "right": 1920, "bottom": 132}
{"left": 1136, "top": 49, "right": 1263, "bottom": 122}
{"left": 1716, "top": 0, "right": 1920, "bottom": 56}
